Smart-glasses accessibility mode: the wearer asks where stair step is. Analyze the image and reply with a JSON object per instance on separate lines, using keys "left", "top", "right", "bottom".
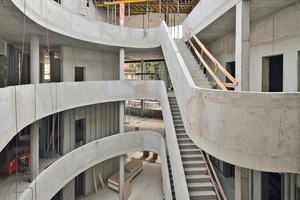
{"left": 176, "top": 133, "right": 188, "bottom": 138}
{"left": 181, "top": 154, "right": 203, "bottom": 161}
{"left": 184, "top": 167, "right": 207, "bottom": 175}
{"left": 187, "top": 182, "right": 214, "bottom": 191}
{"left": 180, "top": 148, "right": 201, "bottom": 155}
{"left": 177, "top": 138, "right": 193, "bottom": 143}
{"left": 186, "top": 174, "right": 211, "bottom": 183}
{"left": 183, "top": 160, "right": 206, "bottom": 168}
{"left": 189, "top": 190, "right": 217, "bottom": 200}
{"left": 175, "top": 128, "right": 185, "bottom": 134}
{"left": 179, "top": 144, "right": 198, "bottom": 150}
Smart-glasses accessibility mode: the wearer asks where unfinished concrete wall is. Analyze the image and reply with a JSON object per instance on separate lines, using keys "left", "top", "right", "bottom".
{"left": 61, "top": 46, "right": 119, "bottom": 81}
{"left": 205, "top": 32, "right": 236, "bottom": 83}
{"left": 62, "top": 0, "right": 97, "bottom": 20}
{"left": 250, "top": 3, "right": 300, "bottom": 92}
{"left": 61, "top": 102, "right": 119, "bottom": 197}
{"left": 204, "top": 2, "right": 300, "bottom": 92}
{"left": 12, "top": 0, "right": 161, "bottom": 49}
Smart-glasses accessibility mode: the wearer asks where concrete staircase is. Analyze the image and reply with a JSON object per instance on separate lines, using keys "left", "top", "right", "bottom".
{"left": 167, "top": 155, "right": 176, "bottom": 199}
{"left": 174, "top": 39, "right": 212, "bottom": 89}
{"left": 169, "top": 96, "right": 217, "bottom": 200}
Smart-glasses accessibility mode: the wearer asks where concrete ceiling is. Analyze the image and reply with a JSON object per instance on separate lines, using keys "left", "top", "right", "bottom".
{"left": 196, "top": 0, "right": 298, "bottom": 44}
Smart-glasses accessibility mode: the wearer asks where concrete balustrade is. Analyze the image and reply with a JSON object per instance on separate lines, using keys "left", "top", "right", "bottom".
{"left": 160, "top": 21, "right": 300, "bottom": 173}
{"left": 0, "top": 81, "right": 162, "bottom": 152}
{"left": 11, "top": 0, "right": 160, "bottom": 49}
{"left": 18, "top": 131, "right": 171, "bottom": 200}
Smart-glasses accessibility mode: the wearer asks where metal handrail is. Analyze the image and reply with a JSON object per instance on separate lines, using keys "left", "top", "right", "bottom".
{"left": 186, "top": 29, "right": 238, "bottom": 90}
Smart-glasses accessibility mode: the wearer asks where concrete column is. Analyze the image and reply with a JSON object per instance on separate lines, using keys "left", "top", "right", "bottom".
{"left": 30, "top": 35, "right": 40, "bottom": 84}
{"left": 119, "top": 48, "right": 125, "bottom": 200}
{"left": 249, "top": 170, "right": 262, "bottom": 200}
{"left": 235, "top": 166, "right": 249, "bottom": 200}
{"left": 235, "top": 0, "right": 250, "bottom": 91}
{"left": 119, "top": 155, "right": 125, "bottom": 200}
{"left": 30, "top": 121, "right": 39, "bottom": 181}
{"left": 140, "top": 60, "right": 144, "bottom": 117}
{"left": 283, "top": 173, "right": 290, "bottom": 200}
{"left": 290, "top": 173, "right": 296, "bottom": 200}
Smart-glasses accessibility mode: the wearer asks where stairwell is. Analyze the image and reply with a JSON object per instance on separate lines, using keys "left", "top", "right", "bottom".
{"left": 174, "top": 39, "right": 212, "bottom": 89}
{"left": 168, "top": 95, "right": 217, "bottom": 200}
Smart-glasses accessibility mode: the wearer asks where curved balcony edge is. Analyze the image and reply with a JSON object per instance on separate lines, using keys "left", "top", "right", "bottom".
{"left": 18, "top": 131, "right": 172, "bottom": 200}
{"left": 0, "top": 80, "right": 163, "bottom": 152}
{"left": 160, "top": 21, "right": 300, "bottom": 173}
{"left": 11, "top": 0, "right": 160, "bottom": 49}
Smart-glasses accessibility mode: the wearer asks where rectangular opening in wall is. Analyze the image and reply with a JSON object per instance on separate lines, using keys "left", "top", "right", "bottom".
{"left": 226, "top": 61, "right": 235, "bottom": 91}
{"left": 75, "top": 66, "right": 85, "bottom": 82}
{"left": 75, "top": 172, "right": 84, "bottom": 196}
{"left": 75, "top": 119, "right": 85, "bottom": 148}
{"left": 262, "top": 55, "right": 283, "bottom": 92}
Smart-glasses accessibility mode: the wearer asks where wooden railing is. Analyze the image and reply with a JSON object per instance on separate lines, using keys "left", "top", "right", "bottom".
{"left": 186, "top": 29, "right": 238, "bottom": 91}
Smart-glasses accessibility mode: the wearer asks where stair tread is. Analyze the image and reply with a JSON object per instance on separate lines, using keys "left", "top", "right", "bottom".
{"left": 184, "top": 167, "right": 207, "bottom": 171}
{"left": 183, "top": 160, "right": 205, "bottom": 164}
{"left": 189, "top": 190, "right": 217, "bottom": 196}
{"left": 188, "top": 182, "right": 213, "bottom": 187}
{"left": 186, "top": 174, "right": 211, "bottom": 179}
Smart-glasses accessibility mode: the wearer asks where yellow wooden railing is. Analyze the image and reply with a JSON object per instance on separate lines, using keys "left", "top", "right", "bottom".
{"left": 186, "top": 29, "right": 238, "bottom": 91}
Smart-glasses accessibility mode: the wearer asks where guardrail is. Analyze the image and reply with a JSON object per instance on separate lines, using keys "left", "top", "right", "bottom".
{"left": 186, "top": 29, "right": 238, "bottom": 90}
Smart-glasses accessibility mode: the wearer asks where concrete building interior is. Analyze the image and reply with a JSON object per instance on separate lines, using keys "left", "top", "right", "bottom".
{"left": 0, "top": 0, "right": 300, "bottom": 199}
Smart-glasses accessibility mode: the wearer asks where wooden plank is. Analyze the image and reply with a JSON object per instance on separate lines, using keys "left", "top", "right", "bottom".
{"left": 189, "top": 30, "right": 238, "bottom": 87}
{"left": 188, "top": 39, "right": 228, "bottom": 91}
{"left": 98, "top": 173, "right": 104, "bottom": 188}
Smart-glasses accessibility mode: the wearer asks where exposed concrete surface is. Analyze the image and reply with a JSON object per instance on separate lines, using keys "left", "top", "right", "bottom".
{"left": 11, "top": 0, "right": 160, "bottom": 49}
{"left": 160, "top": 21, "right": 300, "bottom": 173}
{"left": 77, "top": 152, "right": 163, "bottom": 200}
{"left": 19, "top": 131, "right": 171, "bottom": 200}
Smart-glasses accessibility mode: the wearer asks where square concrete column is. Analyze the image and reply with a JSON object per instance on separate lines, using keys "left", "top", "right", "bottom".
{"left": 30, "top": 121, "right": 39, "bottom": 181}
{"left": 119, "top": 47, "right": 125, "bottom": 200}
{"left": 235, "top": 0, "right": 250, "bottom": 91}
{"left": 249, "top": 170, "right": 262, "bottom": 200}
{"left": 235, "top": 166, "right": 249, "bottom": 200}
{"left": 30, "top": 35, "right": 40, "bottom": 84}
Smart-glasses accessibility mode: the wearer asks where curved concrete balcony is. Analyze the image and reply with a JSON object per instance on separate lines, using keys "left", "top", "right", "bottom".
{"left": 9, "top": 0, "right": 160, "bottom": 49}
{"left": 0, "top": 80, "right": 163, "bottom": 152}
{"left": 18, "top": 131, "right": 171, "bottom": 200}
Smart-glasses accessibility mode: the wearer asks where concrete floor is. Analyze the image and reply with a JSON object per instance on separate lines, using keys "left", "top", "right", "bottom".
{"left": 0, "top": 115, "right": 165, "bottom": 200}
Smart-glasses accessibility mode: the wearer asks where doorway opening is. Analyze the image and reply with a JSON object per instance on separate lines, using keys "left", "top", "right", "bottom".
{"left": 226, "top": 61, "right": 235, "bottom": 90}
{"left": 262, "top": 172, "right": 281, "bottom": 200}
{"left": 75, "top": 172, "right": 84, "bottom": 197}
{"left": 75, "top": 119, "right": 85, "bottom": 148}
{"left": 262, "top": 55, "right": 283, "bottom": 92}
{"left": 75, "top": 67, "right": 85, "bottom": 82}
